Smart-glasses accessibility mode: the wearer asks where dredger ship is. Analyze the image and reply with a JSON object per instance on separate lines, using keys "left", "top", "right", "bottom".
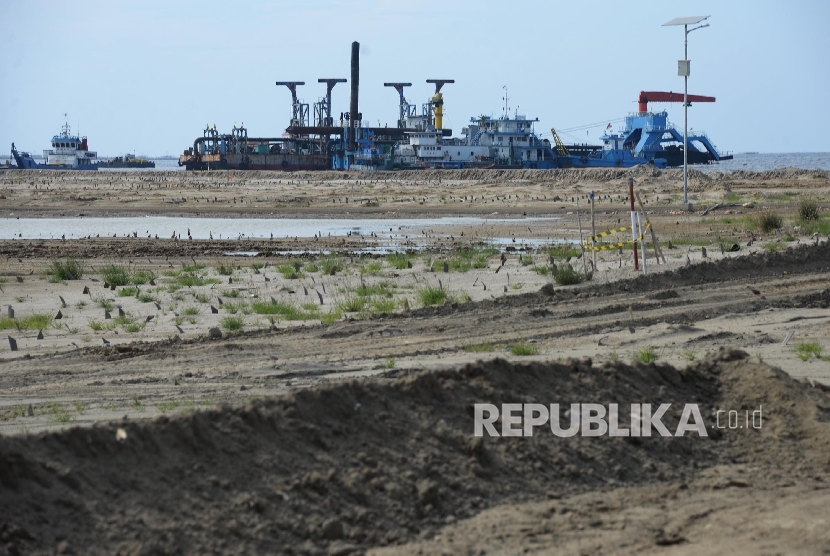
{"left": 178, "top": 43, "right": 730, "bottom": 172}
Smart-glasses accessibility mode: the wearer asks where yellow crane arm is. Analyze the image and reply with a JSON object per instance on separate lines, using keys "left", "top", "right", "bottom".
{"left": 550, "top": 127, "right": 570, "bottom": 156}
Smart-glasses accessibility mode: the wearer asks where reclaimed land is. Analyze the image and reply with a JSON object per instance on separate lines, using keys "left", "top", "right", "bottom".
{"left": 0, "top": 167, "right": 829, "bottom": 554}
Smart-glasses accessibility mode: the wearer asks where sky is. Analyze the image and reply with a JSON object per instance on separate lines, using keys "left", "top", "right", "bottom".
{"left": 1, "top": 0, "right": 828, "bottom": 157}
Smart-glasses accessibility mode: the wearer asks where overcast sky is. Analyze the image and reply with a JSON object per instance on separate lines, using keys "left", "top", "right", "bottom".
{"left": 2, "top": 0, "right": 827, "bottom": 157}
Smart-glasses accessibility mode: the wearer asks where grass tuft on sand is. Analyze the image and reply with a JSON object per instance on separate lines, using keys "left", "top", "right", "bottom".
{"left": 508, "top": 341, "right": 538, "bottom": 356}
{"left": 418, "top": 285, "right": 447, "bottom": 307}
{"left": 47, "top": 259, "right": 84, "bottom": 282}
{"left": 221, "top": 316, "right": 244, "bottom": 332}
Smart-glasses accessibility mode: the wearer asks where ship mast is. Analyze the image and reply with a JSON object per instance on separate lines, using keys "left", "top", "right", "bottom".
{"left": 61, "top": 113, "right": 71, "bottom": 138}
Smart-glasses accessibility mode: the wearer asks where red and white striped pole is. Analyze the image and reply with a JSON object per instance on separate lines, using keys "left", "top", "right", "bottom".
{"left": 629, "top": 177, "right": 639, "bottom": 271}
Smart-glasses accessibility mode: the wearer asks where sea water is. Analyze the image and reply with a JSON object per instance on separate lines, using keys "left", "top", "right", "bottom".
{"left": 0, "top": 216, "right": 558, "bottom": 244}
{"left": 695, "top": 152, "right": 829, "bottom": 173}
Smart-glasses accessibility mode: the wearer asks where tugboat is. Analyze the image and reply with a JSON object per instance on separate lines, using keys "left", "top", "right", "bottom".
{"left": 11, "top": 117, "right": 97, "bottom": 170}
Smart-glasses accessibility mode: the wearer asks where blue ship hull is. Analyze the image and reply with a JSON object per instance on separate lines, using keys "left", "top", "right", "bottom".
{"left": 12, "top": 159, "right": 98, "bottom": 171}
{"left": 426, "top": 152, "right": 664, "bottom": 171}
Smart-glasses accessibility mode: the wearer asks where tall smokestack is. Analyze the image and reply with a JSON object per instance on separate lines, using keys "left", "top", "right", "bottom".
{"left": 348, "top": 41, "right": 359, "bottom": 166}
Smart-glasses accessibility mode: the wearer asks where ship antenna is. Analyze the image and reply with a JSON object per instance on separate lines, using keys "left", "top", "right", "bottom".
{"left": 502, "top": 86, "right": 509, "bottom": 119}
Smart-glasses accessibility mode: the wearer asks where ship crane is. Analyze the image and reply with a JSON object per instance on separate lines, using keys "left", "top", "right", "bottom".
{"left": 384, "top": 83, "right": 413, "bottom": 128}
{"left": 426, "top": 79, "right": 454, "bottom": 130}
{"left": 276, "top": 82, "right": 309, "bottom": 127}
{"left": 549, "top": 128, "right": 570, "bottom": 156}
{"left": 315, "top": 79, "right": 347, "bottom": 127}
{"left": 637, "top": 91, "right": 715, "bottom": 114}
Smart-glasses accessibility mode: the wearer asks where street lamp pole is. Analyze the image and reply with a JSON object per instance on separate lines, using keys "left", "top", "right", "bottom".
{"left": 684, "top": 25, "right": 689, "bottom": 205}
{"left": 663, "top": 15, "right": 710, "bottom": 208}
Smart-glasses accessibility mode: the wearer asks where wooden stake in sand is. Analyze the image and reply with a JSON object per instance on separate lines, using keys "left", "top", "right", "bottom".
{"left": 637, "top": 211, "right": 647, "bottom": 275}
{"left": 575, "top": 188, "right": 588, "bottom": 276}
{"left": 628, "top": 178, "right": 639, "bottom": 271}
{"left": 590, "top": 191, "right": 597, "bottom": 271}
{"left": 635, "top": 191, "right": 666, "bottom": 264}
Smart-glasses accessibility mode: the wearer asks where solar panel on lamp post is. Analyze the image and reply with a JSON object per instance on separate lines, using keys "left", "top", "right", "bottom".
{"left": 663, "top": 15, "right": 710, "bottom": 210}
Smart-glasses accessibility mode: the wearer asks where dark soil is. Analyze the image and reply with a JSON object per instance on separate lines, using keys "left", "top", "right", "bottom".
{"left": 1, "top": 350, "right": 829, "bottom": 555}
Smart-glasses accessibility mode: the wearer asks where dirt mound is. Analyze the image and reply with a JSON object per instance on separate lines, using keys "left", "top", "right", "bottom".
{"left": 584, "top": 240, "right": 830, "bottom": 297}
{"left": 5, "top": 166, "right": 827, "bottom": 186}
{"left": 1, "top": 351, "right": 828, "bottom": 554}
{"left": 268, "top": 166, "right": 666, "bottom": 185}
{"left": 659, "top": 168, "right": 720, "bottom": 192}
{"left": 450, "top": 240, "right": 830, "bottom": 322}
{"left": 712, "top": 168, "right": 829, "bottom": 181}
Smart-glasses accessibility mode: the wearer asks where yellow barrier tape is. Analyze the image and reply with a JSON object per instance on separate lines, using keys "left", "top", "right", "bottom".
{"left": 583, "top": 222, "right": 651, "bottom": 252}
{"left": 585, "top": 225, "right": 631, "bottom": 243}
{"left": 584, "top": 237, "right": 642, "bottom": 252}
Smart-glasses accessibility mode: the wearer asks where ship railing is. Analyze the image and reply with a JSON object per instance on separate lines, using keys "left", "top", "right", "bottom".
{"left": 688, "top": 131, "right": 723, "bottom": 156}
{"left": 643, "top": 124, "right": 675, "bottom": 133}
{"left": 702, "top": 136, "right": 730, "bottom": 159}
